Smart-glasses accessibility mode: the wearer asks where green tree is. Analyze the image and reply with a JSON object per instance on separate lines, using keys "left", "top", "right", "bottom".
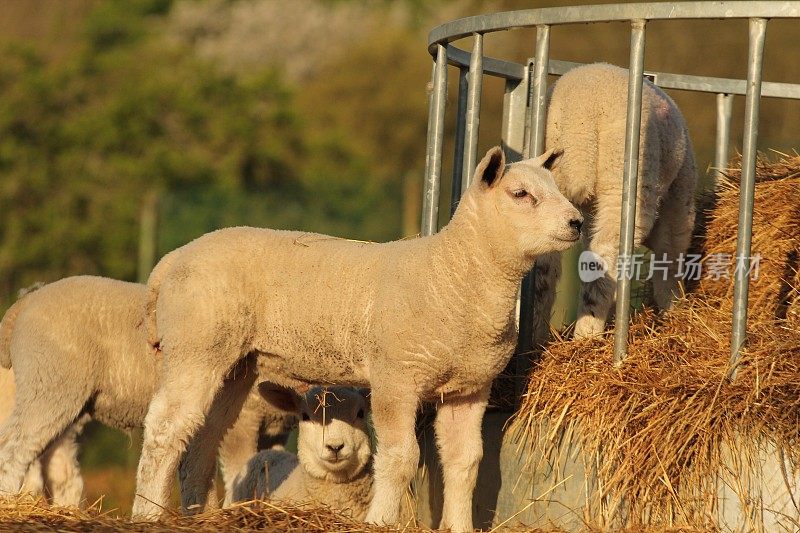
{"left": 0, "top": 0, "right": 392, "bottom": 302}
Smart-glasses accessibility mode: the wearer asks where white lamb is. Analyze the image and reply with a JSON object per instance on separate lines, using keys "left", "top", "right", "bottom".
{"left": 233, "top": 384, "right": 372, "bottom": 520}
{"left": 0, "top": 276, "right": 294, "bottom": 508}
{"left": 0, "top": 368, "right": 80, "bottom": 503}
{"left": 534, "top": 62, "right": 697, "bottom": 339}
{"left": 132, "top": 146, "right": 583, "bottom": 532}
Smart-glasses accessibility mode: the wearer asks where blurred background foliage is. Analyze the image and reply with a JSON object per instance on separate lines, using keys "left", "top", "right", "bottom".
{"left": 0, "top": 0, "right": 798, "bottom": 514}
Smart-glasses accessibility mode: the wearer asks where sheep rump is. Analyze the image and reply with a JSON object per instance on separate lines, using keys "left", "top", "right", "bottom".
{"left": 535, "top": 62, "right": 697, "bottom": 340}
{"left": 0, "top": 276, "right": 292, "bottom": 507}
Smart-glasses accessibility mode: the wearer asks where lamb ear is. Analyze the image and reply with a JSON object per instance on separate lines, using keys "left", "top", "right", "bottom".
{"left": 257, "top": 382, "right": 302, "bottom": 413}
{"left": 475, "top": 146, "right": 506, "bottom": 188}
{"left": 531, "top": 147, "right": 563, "bottom": 171}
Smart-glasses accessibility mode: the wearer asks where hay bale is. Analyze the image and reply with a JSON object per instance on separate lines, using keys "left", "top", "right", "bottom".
{"left": 509, "top": 154, "right": 800, "bottom": 530}
{"left": 511, "top": 298, "right": 800, "bottom": 528}
{"left": 698, "top": 153, "right": 800, "bottom": 322}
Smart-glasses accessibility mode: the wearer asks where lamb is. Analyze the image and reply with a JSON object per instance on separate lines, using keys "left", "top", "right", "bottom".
{"left": 533, "top": 62, "right": 697, "bottom": 339}
{"left": 233, "top": 384, "right": 372, "bottom": 520}
{"left": 0, "top": 276, "right": 294, "bottom": 507}
{"left": 0, "top": 368, "right": 80, "bottom": 504}
{"left": 131, "top": 146, "right": 583, "bottom": 533}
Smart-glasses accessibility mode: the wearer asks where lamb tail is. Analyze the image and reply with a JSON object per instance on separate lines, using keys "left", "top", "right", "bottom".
{"left": 145, "top": 249, "right": 182, "bottom": 349}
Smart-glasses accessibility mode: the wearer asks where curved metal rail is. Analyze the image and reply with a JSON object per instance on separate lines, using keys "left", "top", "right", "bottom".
{"left": 429, "top": 2, "right": 800, "bottom": 47}
{"left": 421, "top": 2, "right": 800, "bottom": 387}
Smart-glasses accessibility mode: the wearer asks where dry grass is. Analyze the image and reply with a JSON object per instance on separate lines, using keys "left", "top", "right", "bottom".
{"left": 509, "top": 153, "right": 800, "bottom": 528}
{"left": 0, "top": 494, "right": 716, "bottom": 532}
{"left": 0, "top": 495, "right": 406, "bottom": 533}
{"left": 0, "top": 494, "right": 582, "bottom": 532}
{"left": 698, "top": 152, "right": 800, "bottom": 323}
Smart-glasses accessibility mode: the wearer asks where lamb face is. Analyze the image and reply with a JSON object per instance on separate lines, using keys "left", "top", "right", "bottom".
{"left": 297, "top": 389, "right": 371, "bottom": 483}
{"left": 259, "top": 384, "right": 371, "bottom": 484}
{"left": 470, "top": 147, "right": 583, "bottom": 263}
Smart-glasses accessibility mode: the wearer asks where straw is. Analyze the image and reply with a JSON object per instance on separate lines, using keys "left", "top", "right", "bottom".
{"left": 509, "top": 153, "right": 800, "bottom": 528}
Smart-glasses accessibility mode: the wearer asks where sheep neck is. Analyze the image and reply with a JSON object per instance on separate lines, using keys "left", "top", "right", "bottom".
{"left": 399, "top": 193, "right": 531, "bottom": 383}
{"left": 430, "top": 194, "right": 532, "bottom": 306}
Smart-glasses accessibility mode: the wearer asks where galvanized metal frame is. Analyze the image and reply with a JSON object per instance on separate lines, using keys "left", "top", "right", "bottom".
{"left": 729, "top": 17, "right": 769, "bottom": 379}
{"left": 422, "top": 45, "right": 448, "bottom": 237}
{"left": 428, "top": 2, "right": 800, "bottom": 45}
{"left": 461, "top": 34, "right": 484, "bottom": 192}
{"left": 715, "top": 94, "right": 734, "bottom": 178}
{"left": 451, "top": 68, "right": 468, "bottom": 216}
{"left": 422, "top": 2, "right": 800, "bottom": 393}
{"left": 613, "top": 19, "right": 647, "bottom": 363}
{"left": 444, "top": 45, "right": 800, "bottom": 99}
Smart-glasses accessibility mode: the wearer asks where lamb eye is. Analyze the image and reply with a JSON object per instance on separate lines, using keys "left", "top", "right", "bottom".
{"left": 357, "top": 409, "right": 365, "bottom": 419}
{"left": 513, "top": 190, "right": 527, "bottom": 199}
{"left": 302, "top": 412, "right": 310, "bottom": 421}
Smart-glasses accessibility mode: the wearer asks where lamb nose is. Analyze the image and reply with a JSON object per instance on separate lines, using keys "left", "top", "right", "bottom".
{"left": 326, "top": 443, "right": 345, "bottom": 453}
{"left": 569, "top": 217, "right": 583, "bottom": 233}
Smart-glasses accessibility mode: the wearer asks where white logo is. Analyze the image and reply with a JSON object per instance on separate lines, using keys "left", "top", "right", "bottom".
{"left": 578, "top": 250, "right": 608, "bottom": 283}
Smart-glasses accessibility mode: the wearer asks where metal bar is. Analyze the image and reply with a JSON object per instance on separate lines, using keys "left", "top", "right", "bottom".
{"left": 501, "top": 73, "right": 529, "bottom": 163}
{"left": 421, "top": 44, "right": 448, "bottom": 237}
{"left": 522, "top": 59, "right": 534, "bottom": 159}
{"left": 547, "top": 60, "right": 800, "bottom": 99}
{"left": 500, "top": 71, "right": 529, "bottom": 406}
{"left": 445, "top": 44, "right": 525, "bottom": 81}
{"left": 527, "top": 25, "right": 550, "bottom": 157}
{"left": 451, "top": 68, "right": 468, "bottom": 216}
{"left": 461, "top": 34, "right": 484, "bottom": 192}
{"left": 516, "top": 24, "right": 551, "bottom": 402}
{"left": 643, "top": 72, "right": 799, "bottom": 99}
{"left": 729, "top": 17, "right": 768, "bottom": 380}
{"left": 444, "top": 46, "right": 800, "bottom": 100}
{"left": 429, "top": 2, "right": 800, "bottom": 49}
{"left": 613, "top": 20, "right": 647, "bottom": 365}
{"left": 714, "top": 93, "right": 734, "bottom": 177}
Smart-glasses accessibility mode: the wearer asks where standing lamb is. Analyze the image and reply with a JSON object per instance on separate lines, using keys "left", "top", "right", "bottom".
{"left": 533, "top": 62, "right": 697, "bottom": 339}
{"left": 233, "top": 384, "right": 373, "bottom": 520}
{"left": 0, "top": 368, "right": 80, "bottom": 504}
{"left": 132, "top": 146, "right": 583, "bottom": 533}
{"left": 0, "top": 276, "right": 294, "bottom": 508}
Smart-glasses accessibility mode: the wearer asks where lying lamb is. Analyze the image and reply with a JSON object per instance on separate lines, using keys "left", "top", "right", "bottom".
{"left": 132, "top": 146, "right": 583, "bottom": 532}
{"left": 534, "top": 62, "right": 697, "bottom": 339}
{"left": 0, "top": 276, "right": 294, "bottom": 507}
{"left": 218, "top": 386, "right": 296, "bottom": 506}
{"left": 233, "top": 384, "right": 372, "bottom": 520}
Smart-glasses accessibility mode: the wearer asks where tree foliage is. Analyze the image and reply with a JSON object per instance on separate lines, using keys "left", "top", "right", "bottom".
{"left": 0, "top": 0, "right": 398, "bottom": 302}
